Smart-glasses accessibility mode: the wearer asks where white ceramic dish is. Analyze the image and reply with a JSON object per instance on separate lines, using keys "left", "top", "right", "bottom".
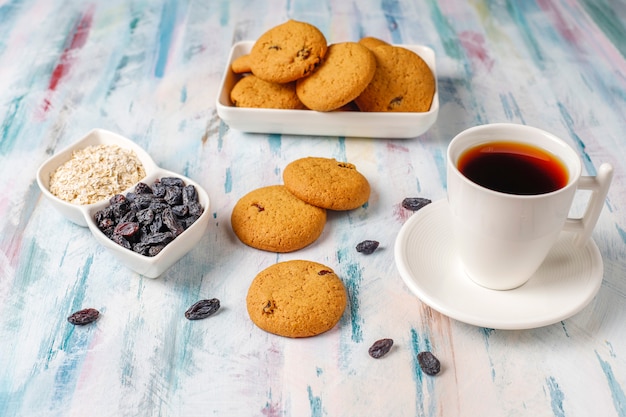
{"left": 36, "top": 129, "right": 211, "bottom": 278}
{"left": 394, "top": 199, "right": 604, "bottom": 330}
{"left": 216, "top": 41, "right": 439, "bottom": 138}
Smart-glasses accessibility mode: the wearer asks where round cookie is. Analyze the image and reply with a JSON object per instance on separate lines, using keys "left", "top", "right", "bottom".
{"left": 358, "top": 36, "right": 389, "bottom": 50}
{"left": 283, "top": 157, "right": 370, "bottom": 210}
{"left": 355, "top": 45, "right": 435, "bottom": 112}
{"left": 295, "top": 42, "right": 376, "bottom": 112}
{"left": 246, "top": 260, "right": 347, "bottom": 338}
{"left": 231, "top": 185, "right": 326, "bottom": 252}
{"left": 249, "top": 20, "right": 328, "bottom": 83}
{"left": 231, "top": 54, "right": 252, "bottom": 74}
{"left": 230, "top": 75, "right": 307, "bottom": 109}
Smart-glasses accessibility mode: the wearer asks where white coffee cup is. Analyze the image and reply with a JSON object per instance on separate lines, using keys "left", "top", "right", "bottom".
{"left": 447, "top": 123, "right": 613, "bottom": 290}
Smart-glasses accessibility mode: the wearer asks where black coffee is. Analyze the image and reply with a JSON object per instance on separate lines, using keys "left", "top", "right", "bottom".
{"left": 458, "top": 141, "right": 568, "bottom": 195}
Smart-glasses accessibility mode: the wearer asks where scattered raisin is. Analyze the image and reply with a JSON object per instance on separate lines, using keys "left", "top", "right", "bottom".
{"left": 67, "top": 308, "right": 100, "bottom": 325}
{"left": 401, "top": 197, "right": 432, "bottom": 211}
{"left": 368, "top": 338, "right": 394, "bottom": 359}
{"left": 417, "top": 351, "right": 441, "bottom": 376}
{"left": 356, "top": 240, "right": 379, "bottom": 254}
{"left": 185, "top": 298, "right": 221, "bottom": 320}
{"left": 318, "top": 270, "right": 333, "bottom": 275}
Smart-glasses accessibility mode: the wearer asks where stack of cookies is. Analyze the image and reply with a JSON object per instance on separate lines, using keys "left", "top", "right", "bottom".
{"left": 231, "top": 156, "right": 369, "bottom": 338}
{"left": 229, "top": 20, "right": 435, "bottom": 113}
{"left": 230, "top": 156, "right": 370, "bottom": 253}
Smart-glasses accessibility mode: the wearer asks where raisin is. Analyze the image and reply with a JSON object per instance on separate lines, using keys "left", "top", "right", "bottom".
{"left": 172, "top": 205, "right": 189, "bottom": 218}
{"left": 135, "top": 182, "right": 152, "bottom": 194}
{"left": 119, "top": 210, "right": 137, "bottom": 224}
{"left": 318, "top": 270, "right": 333, "bottom": 275}
{"left": 185, "top": 298, "right": 221, "bottom": 320}
{"left": 188, "top": 202, "right": 203, "bottom": 217}
{"left": 401, "top": 197, "right": 432, "bottom": 211}
{"left": 417, "top": 351, "right": 441, "bottom": 376}
{"left": 369, "top": 338, "right": 394, "bottom": 359}
{"left": 356, "top": 240, "right": 379, "bottom": 254}
{"left": 297, "top": 48, "right": 311, "bottom": 59}
{"left": 388, "top": 96, "right": 403, "bottom": 110}
{"left": 149, "top": 200, "right": 169, "bottom": 213}
{"left": 182, "top": 215, "right": 200, "bottom": 229}
{"left": 67, "top": 308, "right": 100, "bottom": 325}
{"left": 144, "top": 231, "right": 174, "bottom": 246}
{"left": 112, "top": 233, "right": 132, "bottom": 250}
{"left": 162, "top": 208, "right": 184, "bottom": 236}
{"left": 136, "top": 208, "right": 155, "bottom": 225}
{"left": 109, "top": 194, "right": 126, "bottom": 205}
{"left": 148, "top": 245, "right": 166, "bottom": 256}
{"left": 263, "top": 300, "right": 275, "bottom": 314}
{"left": 131, "top": 195, "right": 153, "bottom": 211}
{"left": 111, "top": 199, "right": 131, "bottom": 219}
{"left": 114, "top": 222, "right": 140, "bottom": 238}
{"left": 149, "top": 213, "right": 164, "bottom": 234}
{"left": 152, "top": 183, "right": 166, "bottom": 198}
{"left": 182, "top": 185, "right": 198, "bottom": 205}
{"left": 160, "top": 177, "right": 185, "bottom": 187}
{"left": 164, "top": 185, "right": 182, "bottom": 205}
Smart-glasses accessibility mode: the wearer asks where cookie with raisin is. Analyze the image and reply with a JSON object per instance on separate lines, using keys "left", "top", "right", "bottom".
{"left": 355, "top": 45, "right": 435, "bottom": 112}
{"left": 296, "top": 42, "right": 376, "bottom": 112}
{"left": 249, "top": 20, "right": 328, "bottom": 83}
{"left": 230, "top": 75, "right": 307, "bottom": 109}
{"left": 283, "top": 157, "right": 371, "bottom": 210}
{"left": 246, "top": 260, "right": 347, "bottom": 338}
{"left": 231, "top": 185, "right": 326, "bottom": 252}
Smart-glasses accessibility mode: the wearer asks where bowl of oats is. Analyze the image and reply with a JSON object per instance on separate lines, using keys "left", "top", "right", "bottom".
{"left": 37, "top": 129, "right": 212, "bottom": 278}
{"left": 37, "top": 129, "right": 157, "bottom": 226}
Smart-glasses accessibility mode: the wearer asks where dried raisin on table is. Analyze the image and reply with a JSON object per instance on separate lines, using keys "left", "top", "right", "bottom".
{"left": 67, "top": 308, "right": 100, "bottom": 325}
{"left": 401, "top": 197, "right": 432, "bottom": 211}
{"left": 368, "top": 338, "right": 394, "bottom": 358}
{"left": 417, "top": 351, "right": 441, "bottom": 376}
{"left": 356, "top": 240, "right": 379, "bottom": 254}
{"left": 185, "top": 298, "right": 221, "bottom": 320}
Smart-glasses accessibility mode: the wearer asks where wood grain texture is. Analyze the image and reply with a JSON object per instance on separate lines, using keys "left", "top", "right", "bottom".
{"left": 0, "top": 0, "right": 625, "bottom": 416}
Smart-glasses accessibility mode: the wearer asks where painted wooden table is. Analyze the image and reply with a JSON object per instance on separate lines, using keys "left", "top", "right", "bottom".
{"left": 1, "top": 1, "right": 625, "bottom": 416}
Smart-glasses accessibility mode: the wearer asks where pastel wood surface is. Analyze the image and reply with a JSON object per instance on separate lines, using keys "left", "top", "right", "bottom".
{"left": 1, "top": 1, "right": 625, "bottom": 416}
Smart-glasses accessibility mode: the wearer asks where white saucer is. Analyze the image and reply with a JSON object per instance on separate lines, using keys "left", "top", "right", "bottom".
{"left": 394, "top": 199, "right": 604, "bottom": 330}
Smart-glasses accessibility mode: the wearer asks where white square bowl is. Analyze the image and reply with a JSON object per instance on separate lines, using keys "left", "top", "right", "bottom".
{"left": 36, "top": 129, "right": 211, "bottom": 278}
{"left": 216, "top": 41, "right": 439, "bottom": 139}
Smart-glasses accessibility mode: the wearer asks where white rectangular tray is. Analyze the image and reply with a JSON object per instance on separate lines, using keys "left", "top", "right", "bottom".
{"left": 216, "top": 41, "right": 438, "bottom": 139}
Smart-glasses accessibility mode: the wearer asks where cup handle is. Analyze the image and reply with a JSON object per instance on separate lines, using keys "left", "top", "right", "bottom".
{"left": 563, "top": 163, "right": 613, "bottom": 247}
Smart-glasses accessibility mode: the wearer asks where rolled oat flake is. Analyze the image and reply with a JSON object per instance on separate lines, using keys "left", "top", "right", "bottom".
{"left": 49, "top": 144, "right": 146, "bottom": 205}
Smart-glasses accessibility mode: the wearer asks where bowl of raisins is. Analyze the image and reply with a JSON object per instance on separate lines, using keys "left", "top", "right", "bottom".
{"left": 37, "top": 129, "right": 211, "bottom": 278}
